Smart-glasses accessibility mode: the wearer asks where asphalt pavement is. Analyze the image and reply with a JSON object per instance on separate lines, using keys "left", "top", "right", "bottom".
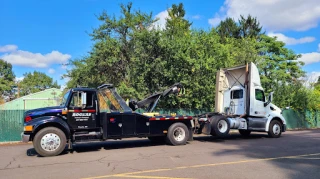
{"left": 0, "top": 129, "right": 319, "bottom": 179}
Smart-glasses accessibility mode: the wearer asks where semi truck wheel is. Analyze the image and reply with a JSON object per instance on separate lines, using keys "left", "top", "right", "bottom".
{"left": 268, "top": 120, "right": 282, "bottom": 138}
{"left": 239, "top": 130, "right": 251, "bottom": 137}
{"left": 211, "top": 116, "right": 230, "bottom": 137}
{"left": 166, "top": 122, "right": 189, "bottom": 146}
{"left": 33, "top": 127, "right": 67, "bottom": 157}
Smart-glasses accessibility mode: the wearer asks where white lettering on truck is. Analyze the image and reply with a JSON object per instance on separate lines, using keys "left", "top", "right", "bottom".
{"left": 72, "top": 113, "right": 91, "bottom": 117}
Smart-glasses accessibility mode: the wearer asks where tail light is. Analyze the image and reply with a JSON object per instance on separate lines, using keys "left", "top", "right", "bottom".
{"left": 25, "top": 116, "right": 32, "bottom": 122}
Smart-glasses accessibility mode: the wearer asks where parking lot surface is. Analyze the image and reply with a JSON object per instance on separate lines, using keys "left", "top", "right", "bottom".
{"left": 0, "top": 129, "right": 319, "bottom": 179}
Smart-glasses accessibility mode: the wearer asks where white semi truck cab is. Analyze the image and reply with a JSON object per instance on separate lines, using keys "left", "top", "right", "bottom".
{"left": 195, "top": 62, "right": 286, "bottom": 138}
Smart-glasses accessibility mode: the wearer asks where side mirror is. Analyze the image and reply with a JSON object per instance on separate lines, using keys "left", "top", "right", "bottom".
{"left": 268, "top": 92, "right": 273, "bottom": 102}
{"left": 264, "top": 92, "right": 273, "bottom": 107}
{"left": 81, "top": 92, "right": 87, "bottom": 108}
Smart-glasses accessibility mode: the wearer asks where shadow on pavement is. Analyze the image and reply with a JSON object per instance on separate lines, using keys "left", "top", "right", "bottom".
{"left": 25, "top": 129, "right": 320, "bottom": 179}
{"left": 27, "top": 138, "right": 164, "bottom": 157}
{"left": 74, "top": 139, "right": 164, "bottom": 152}
{"left": 196, "top": 129, "right": 320, "bottom": 179}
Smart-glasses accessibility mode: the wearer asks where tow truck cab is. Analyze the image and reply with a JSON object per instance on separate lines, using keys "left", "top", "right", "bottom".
{"left": 22, "top": 84, "right": 193, "bottom": 157}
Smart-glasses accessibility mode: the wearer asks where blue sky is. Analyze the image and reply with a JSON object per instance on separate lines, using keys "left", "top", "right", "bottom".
{"left": 1, "top": 0, "right": 320, "bottom": 87}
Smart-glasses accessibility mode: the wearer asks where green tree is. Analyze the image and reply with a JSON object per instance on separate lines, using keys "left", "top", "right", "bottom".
{"left": 257, "top": 35, "right": 304, "bottom": 93}
{"left": 216, "top": 17, "right": 240, "bottom": 39}
{"left": 65, "top": 2, "right": 155, "bottom": 95}
{"left": 165, "top": 3, "right": 192, "bottom": 37}
{"left": 217, "top": 15, "right": 263, "bottom": 40}
{"left": 0, "top": 59, "right": 15, "bottom": 101}
{"left": 238, "top": 15, "right": 263, "bottom": 38}
{"left": 64, "top": 2, "right": 307, "bottom": 111}
{"left": 315, "top": 77, "right": 320, "bottom": 87}
{"left": 20, "top": 71, "right": 60, "bottom": 96}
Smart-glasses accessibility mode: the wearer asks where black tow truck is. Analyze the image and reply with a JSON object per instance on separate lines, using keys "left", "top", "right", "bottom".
{"left": 22, "top": 83, "right": 194, "bottom": 157}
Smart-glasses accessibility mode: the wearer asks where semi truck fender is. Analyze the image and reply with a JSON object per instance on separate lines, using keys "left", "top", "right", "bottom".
{"left": 265, "top": 113, "right": 286, "bottom": 132}
{"left": 28, "top": 116, "right": 71, "bottom": 139}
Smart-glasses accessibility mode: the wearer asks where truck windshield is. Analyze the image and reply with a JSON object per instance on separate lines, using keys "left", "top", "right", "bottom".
{"left": 60, "top": 91, "right": 70, "bottom": 107}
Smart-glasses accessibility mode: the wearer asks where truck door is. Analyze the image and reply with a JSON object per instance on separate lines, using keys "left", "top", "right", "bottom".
{"left": 247, "top": 88, "right": 268, "bottom": 130}
{"left": 67, "top": 91, "right": 98, "bottom": 130}
{"left": 253, "top": 88, "right": 266, "bottom": 116}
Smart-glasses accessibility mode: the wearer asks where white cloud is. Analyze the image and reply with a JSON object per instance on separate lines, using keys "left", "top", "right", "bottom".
{"left": 151, "top": 10, "right": 169, "bottom": 30}
{"left": 191, "top": 15, "right": 201, "bottom": 20}
{"left": 301, "top": 72, "right": 320, "bottom": 87}
{"left": 15, "top": 76, "right": 24, "bottom": 82}
{"left": 208, "top": 17, "right": 222, "bottom": 27}
{"left": 209, "top": 0, "right": 320, "bottom": 31}
{"left": 267, "top": 33, "right": 316, "bottom": 45}
{"left": 0, "top": 45, "right": 18, "bottom": 52}
{"left": 308, "top": 72, "right": 320, "bottom": 83}
{"left": 48, "top": 68, "right": 55, "bottom": 74}
{"left": 0, "top": 45, "right": 71, "bottom": 68}
{"left": 318, "top": 43, "right": 320, "bottom": 52}
{"left": 299, "top": 52, "right": 320, "bottom": 65}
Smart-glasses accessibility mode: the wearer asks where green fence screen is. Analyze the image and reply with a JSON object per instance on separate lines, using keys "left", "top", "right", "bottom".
{"left": 0, "top": 110, "right": 25, "bottom": 142}
{"left": 0, "top": 109, "right": 319, "bottom": 142}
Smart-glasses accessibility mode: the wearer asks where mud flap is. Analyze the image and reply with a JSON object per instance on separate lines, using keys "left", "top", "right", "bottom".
{"left": 188, "top": 127, "right": 194, "bottom": 141}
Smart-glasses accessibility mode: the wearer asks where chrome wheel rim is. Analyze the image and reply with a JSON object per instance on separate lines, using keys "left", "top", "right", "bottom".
{"left": 40, "top": 133, "right": 61, "bottom": 152}
{"left": 218, "top": 120, "right": 228, "bottom": 133}
{"left": 173, "top": 127, "right": 186, "bottom": 142}
{"left": 273, "top": 124, "right": 281, "bottom": 135}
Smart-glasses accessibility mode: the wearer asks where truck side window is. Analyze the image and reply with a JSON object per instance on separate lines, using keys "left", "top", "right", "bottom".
{"left": 231, "top": 89, "right": 243, "bottom": 99}
{"left": 69, "top": 92, "right": 94, "bottom": 108}
{"left": 85, "top": 92, "right": 94, "bottom": 108}
{"left": 255, "top": 89, "right": 265, "bottom": 102}
{"left": 70, "top": 93, "right": 81, "bottom": 108}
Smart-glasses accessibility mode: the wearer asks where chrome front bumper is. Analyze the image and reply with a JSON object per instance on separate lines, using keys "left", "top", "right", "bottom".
{"left": 21, "top": 132, "right": 30, "bottom": 143}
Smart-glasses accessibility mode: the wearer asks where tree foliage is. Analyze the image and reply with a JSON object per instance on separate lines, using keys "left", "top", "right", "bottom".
{"left": 0, "top": 59, "right": 15, "bottom": 101}
{"left": 20, "top": 71, "right": 60, "bottom": 96}
{"left": 64, "top": 3, "right": 317, "bottom": 111}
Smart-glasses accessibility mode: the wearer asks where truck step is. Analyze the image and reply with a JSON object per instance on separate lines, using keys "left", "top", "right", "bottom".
{"left": 73, "top": 132, "right": 102, "bottom": 141}
{"left": 73, "top": 139, "right": 102, "bottom": 144}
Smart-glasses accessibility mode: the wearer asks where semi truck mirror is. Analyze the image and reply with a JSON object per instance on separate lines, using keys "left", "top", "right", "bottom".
{"left": 264, "top": 92, "right": 273, "bottom": 107}
{"left": 81, "top": 92, "right": 87, "bottom": 108}
{"left": 269, "top": 92, "right": 274, "bottom": 102}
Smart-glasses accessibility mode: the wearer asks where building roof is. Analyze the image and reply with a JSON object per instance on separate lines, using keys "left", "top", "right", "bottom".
{"left": 0, "top": 88, "right": 62, "bottom": 110}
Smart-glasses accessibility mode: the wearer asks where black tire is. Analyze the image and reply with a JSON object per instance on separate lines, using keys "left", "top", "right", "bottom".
{"left": 148, "top": 136, "right": 166, "bottom": 143}
{"left": 268, "top": 120, "right": 282, "bottom": 138}
{"left": 166, "top": 122, "right": 189, "bottom": 146}
{"left": 33, "top": 127, "right": 67, "bottom": 157}
{"left": 211, "top": 116, "right": 230, "bottom": 136}
{"left": 239, "top": 130, "right": 251, "bottom": 137}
